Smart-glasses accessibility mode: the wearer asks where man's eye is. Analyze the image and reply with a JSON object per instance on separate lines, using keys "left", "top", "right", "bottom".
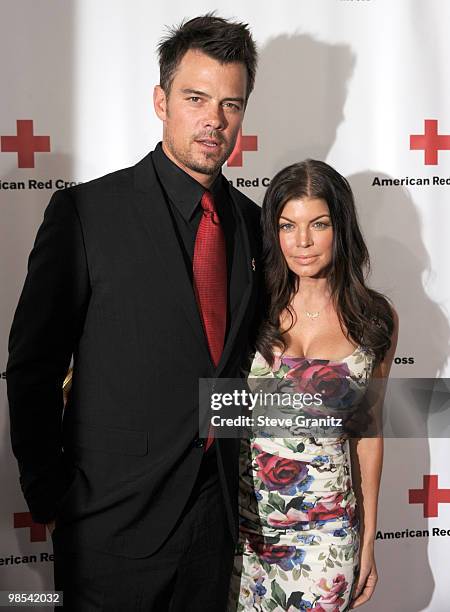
{"left": 188, "top": 97, "right": 201, "bottom": 102}
{"left": 224, "top": 102, "right": 240, "bottom": 111}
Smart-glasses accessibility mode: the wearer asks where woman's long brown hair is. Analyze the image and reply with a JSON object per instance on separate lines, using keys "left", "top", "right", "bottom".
{"left": 257, "top": 159, "right": 394, "bottom": 367}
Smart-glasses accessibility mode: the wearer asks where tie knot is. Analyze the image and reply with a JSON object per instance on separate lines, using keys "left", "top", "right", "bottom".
{"left": 200, "top": 190, "right": 215, "bottom": 213}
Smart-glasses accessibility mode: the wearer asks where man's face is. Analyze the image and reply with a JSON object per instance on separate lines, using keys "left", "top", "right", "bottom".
{"left": 154, "top": 49, "right": 247, "bottom": 186}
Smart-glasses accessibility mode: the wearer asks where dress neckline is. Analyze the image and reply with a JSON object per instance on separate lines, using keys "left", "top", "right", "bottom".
{"left": 277, "top": 344, "right": 361, "bottom": 364}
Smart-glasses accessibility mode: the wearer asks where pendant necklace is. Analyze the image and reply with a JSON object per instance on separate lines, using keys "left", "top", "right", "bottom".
{"left": 305, "top": 310, "right": 320, "bottom": 320}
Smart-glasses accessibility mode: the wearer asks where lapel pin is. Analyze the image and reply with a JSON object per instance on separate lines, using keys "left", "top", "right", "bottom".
{"left": 251, "top": 258, "right": 256, "bottom": 272}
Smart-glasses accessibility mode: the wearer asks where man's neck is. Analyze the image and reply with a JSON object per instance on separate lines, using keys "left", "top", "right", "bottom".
{"left": 161, "top": 142, "right": 219, "bottom": 190}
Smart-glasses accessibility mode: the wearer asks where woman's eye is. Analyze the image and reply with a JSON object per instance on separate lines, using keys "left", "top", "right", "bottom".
{"left": 313, "top": 221, "right": 330, "bottom": 229}
{"left": 279, "top": 223, "right": 294, "bottom": 231}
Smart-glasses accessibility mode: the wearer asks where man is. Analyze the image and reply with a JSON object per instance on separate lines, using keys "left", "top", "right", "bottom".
{"left": 7, "top": 14, "right": 261, "bottom": 611}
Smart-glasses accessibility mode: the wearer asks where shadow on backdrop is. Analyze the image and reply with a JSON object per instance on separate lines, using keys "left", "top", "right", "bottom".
{"left": 228, "top": 32, "right": 445, "bottom": 612}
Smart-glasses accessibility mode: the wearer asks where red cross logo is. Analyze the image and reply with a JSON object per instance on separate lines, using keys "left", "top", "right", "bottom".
{"left": 227, "top": 128, "right": 258, "bottom": 167}
{"left": 1, "top": 120, "right": 51, "bottom": 168}
{"left": 14, "top": 512, "right": 48, "bottom": 542}
{"left": 410, "top": 119, "right": 450, "bottom": 165}
{"left": 409, "top": 474, "right": 450, "bottom": 518}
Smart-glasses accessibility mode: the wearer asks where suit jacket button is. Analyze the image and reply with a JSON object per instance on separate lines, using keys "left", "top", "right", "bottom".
{"left": 194, "top": 438, "right": 205, "bottom": 448}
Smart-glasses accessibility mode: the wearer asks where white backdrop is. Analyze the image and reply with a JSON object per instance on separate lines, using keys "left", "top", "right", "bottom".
{"left": 1, "top": 1, "right": 449, "bottom": 610}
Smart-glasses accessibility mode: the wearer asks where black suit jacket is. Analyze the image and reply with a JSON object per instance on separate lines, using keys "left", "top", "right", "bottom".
{"left": 7, "top": 149, "right": 262, "bottom": 558}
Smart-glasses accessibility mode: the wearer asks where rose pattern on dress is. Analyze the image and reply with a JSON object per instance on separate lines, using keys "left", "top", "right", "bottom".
{"left": 285, "top": 360, "right": 351, "bottom": 400}
{"left": 255, "top": 449, "right": 312, "bottom": 494}
{"left": 228, "top": 346, "right": 374, "bottom": 612}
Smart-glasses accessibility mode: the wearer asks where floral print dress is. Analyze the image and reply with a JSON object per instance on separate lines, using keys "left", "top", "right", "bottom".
{"left": 228, "top": 345, "right": 376, "bottom": 612}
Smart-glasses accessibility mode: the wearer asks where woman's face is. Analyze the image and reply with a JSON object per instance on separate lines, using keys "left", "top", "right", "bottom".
{"left": 278, "top": 196, "right": 333, "bottom": 278}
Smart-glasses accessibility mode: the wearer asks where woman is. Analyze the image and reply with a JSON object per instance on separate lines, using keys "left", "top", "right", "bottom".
{"left": 228, "top": 160, "right": 398, "bottom": 611}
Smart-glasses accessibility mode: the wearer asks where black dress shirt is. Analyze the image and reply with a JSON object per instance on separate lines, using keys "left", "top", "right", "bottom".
{"left": 152, "top": 141, "right": 237, "bottom": 338}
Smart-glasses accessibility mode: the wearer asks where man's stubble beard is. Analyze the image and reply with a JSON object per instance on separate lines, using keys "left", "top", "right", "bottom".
{"left": 165, "top": 132, "right": 237, "bottom": 177}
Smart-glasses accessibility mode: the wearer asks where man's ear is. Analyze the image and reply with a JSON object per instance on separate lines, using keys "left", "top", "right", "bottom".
{"left": 153, "top": 85, "right": 167, "bottom": 121}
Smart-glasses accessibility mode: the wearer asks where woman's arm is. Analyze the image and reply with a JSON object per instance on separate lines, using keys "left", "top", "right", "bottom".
{"left": 349, "top": 307, "right": 399, "bottom": 609}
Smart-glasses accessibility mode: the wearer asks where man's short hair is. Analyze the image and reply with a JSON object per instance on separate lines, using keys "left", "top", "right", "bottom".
{"left": 157, "top": 12, "right": 258, "bottom": 102}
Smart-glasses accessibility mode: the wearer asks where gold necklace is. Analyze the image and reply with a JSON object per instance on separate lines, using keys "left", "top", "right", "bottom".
{"left": 305, "top": 310, "right": 320, "bottom": 319}
{"left": 298, "top": 294, "right": 331, "bottom": 320}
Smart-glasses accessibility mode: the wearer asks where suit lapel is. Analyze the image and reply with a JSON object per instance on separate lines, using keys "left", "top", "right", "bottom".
{"left": 133, "top": 152, "right": 214, "bottom": 370}
{"left": 133, "top": 151, "right": 257, "bottom": 377}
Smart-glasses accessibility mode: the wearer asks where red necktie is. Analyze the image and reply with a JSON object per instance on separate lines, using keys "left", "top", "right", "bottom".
{"left": 193, "top": 190, "right": 227, "bottom": 450}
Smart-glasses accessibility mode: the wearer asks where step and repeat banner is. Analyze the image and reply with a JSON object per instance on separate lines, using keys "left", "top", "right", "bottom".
{"left": 1, "top": 1, "right": 449, "bottom": 610}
